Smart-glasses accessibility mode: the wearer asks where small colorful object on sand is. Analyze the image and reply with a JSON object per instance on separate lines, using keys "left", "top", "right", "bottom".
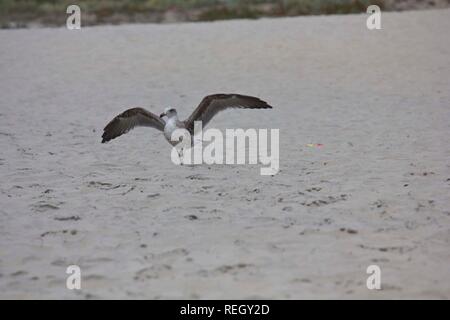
{"left": 306, "top": 143, "right": 323, "bottom": 147}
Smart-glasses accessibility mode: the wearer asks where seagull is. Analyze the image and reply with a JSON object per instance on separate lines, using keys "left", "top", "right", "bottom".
{"left": 101, "top": 93, "right": 273, "bottom": 146}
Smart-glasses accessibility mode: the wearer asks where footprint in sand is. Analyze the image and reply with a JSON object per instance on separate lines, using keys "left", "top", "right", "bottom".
{"left": 31, "top": 201, "right": 64, "bottom": 213}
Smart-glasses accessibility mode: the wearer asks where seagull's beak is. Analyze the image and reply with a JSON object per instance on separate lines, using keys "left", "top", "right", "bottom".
{"left": 159, "top": 112, "right": 166, "bottom": 118}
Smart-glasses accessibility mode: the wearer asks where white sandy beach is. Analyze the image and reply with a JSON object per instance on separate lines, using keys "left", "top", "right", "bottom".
{"left": 0, "top": 9, "right": 449, "bottom": 299}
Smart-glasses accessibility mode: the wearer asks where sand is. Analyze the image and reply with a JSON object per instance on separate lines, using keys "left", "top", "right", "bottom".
{"left": 0, "top": 9, "right": 449, "bottom": 299}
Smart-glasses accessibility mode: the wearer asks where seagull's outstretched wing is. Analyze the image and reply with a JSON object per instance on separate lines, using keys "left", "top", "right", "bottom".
{"left": 183, "top": 94, "right": 272, "bottom": 133}
{"left": 102, "top": 108, "right": 165, "bottom": 143}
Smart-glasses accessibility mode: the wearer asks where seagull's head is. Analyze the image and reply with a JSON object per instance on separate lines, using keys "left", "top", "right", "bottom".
{"left": 160, "top": 107, "right": 177, "bottom": 119}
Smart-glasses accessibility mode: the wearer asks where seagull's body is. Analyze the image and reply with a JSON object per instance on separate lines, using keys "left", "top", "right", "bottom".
{"left": 162, "top": 115, "right": 184, "bottom": 145}
{"left": 101, "top": 93, "right": 273, "bottom": 146}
